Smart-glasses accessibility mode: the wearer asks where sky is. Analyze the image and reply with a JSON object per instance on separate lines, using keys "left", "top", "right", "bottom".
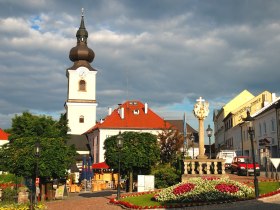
{"left": 1, "top": 0, "right": 280, "bottom": 139}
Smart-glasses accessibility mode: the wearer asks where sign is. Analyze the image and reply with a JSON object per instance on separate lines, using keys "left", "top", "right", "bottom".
{"left": 137, "top": 175, "right": 154, "bottom": 192}
{"left": 35, "top": 178, "right": 40, "bottom": 185}
{"left": 55, "top": 185, "right": 68, "bottom": 199}
{"left": 270, "top": 158, "right": 280, "bottom": 169}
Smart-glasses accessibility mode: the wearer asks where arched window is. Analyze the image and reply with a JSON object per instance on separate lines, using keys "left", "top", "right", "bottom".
{"left": 79, "top": 115, "right": 84, "bottom": 123}
{"left": 79, "top": 80, "right": 86, "bottom": 91}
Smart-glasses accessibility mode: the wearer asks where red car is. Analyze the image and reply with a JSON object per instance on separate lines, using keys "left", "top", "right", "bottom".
{"left": 230, "top": 156, "right": 260, "bottom": 176}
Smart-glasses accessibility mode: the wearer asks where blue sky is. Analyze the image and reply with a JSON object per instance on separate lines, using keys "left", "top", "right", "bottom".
{"left": 1, "top": 0, "right": 280, "bottom": 143}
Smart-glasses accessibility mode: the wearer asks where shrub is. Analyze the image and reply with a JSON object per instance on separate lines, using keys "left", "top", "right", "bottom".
{"left": 2, "top": 187, "right": 17, "bottom": 202}
{"left": 151, "top": 164, "right": 181, "bottom": 189}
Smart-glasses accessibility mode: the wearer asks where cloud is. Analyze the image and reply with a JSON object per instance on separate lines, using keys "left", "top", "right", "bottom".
{"left": 1, "top": 0, "right": 280, "bottom": 130}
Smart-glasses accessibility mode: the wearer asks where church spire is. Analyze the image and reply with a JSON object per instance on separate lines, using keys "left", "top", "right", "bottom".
{"left": 76, "top": 8, "right": 88, "bottom": 44}
{"left": 69, "top": 9, "right": 95, "bottom": 70}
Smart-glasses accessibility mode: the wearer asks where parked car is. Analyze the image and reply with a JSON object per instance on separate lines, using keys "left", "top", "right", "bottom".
{"left": 230, "top": 156, "right": 260, "bottom": 176}
{"left": 216, "top": 150, "right": 236, "bottom": 169}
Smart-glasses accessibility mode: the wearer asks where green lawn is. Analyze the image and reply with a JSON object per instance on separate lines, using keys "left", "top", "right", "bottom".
{"left": 121, "top": 181, "right": 280, "bottom": 207}
{"left": 258, "top": 182, "right": 280, "bottom": 194}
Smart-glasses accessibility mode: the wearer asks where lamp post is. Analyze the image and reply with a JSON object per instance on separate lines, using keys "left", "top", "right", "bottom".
{"left": 30, "top": 141, "right": 40, "bottom": 210}
{"left": 190, "top": 134, "right": 195, "bottom": 159}
{"left": 243, "top": 110, "right": 259, "bottom": 198}
{"left": 35, "top": 142, "right": 40, "bottom": 205}
{"left": 206, "top": 125, "right": 213, "bottom": 159}
{"left": 116, "top": 133, "right": 123, "bottom": 200}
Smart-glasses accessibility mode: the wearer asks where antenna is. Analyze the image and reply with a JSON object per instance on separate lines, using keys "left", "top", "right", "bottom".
{"left": 81, "top": 8, "right": 84, "bottom": 17}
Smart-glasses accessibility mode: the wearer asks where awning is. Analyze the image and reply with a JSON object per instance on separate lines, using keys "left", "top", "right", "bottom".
{"left": 92, "top": 162, "right": 110, "bottom": 169}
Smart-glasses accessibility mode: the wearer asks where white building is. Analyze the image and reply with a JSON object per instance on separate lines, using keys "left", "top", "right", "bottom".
{"left": 0, "top": 128, "right": 9, "bottom": 147}
{"left": 252, "top": 97, "right": 280, "bottom": 168}
{"left": 85, "top": 100, "right": 174, "bottom": 163}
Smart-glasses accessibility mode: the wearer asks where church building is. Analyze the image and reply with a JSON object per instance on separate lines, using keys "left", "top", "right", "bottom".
{"left": 65, "top": 12, "right": 97, "bottom": 135}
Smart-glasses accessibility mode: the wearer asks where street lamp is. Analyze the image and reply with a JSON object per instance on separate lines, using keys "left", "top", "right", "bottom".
{"left": 30, "top": 141, "right": 40, "bottom": 210}
{"left": 190, "top": 134, "right": 195, "bottom": 159}
{"left": 116, "top": 133, "right": 123, "bottom": 200}
{"left": 206, "top": 125, "right": 213, "bottom": 159}
{"left": 243, "top": 110, "right": 259, "bottom": 198}
{"left": 35, "top": 142, "right": 40, "bottom": 205}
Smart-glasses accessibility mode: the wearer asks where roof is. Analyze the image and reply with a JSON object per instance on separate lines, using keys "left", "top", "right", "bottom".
{"left": 67, "top": 135, "right": 89, "bottom": 151}
{"left": 86, "top": 100, "right": 173, "bottom": 132}
{"left": 0, "top": 128, "right": 9, "bottom": 140}
{"left": 166, "top": 120, "right": 197, "bottom": 134}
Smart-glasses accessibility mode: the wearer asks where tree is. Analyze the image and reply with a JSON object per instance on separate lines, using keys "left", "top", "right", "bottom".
{"left": 158, "top": 127, "right": 184, "bottom": 164}
{"left": 1, "top": 111, "right": 76, "bottom": 180}
{"left": 104, "top": 132, "right": 160, "bottom": 192}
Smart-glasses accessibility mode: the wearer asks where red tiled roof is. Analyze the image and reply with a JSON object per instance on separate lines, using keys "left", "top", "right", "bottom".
{"left": 87, "top": 100, "right": 172, "bottom": 132}
{"left": 0, "top": 128, "right": 9, "bottom": 140}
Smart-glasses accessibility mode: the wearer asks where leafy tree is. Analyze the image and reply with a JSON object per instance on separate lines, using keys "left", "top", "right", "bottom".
{"left": 1, "top": 112, "right": 76, "bottom": 180}
{"left": 8, "top": 112, "right": 68, "bottom": 140}
{"left": 158, "top": 127, "right": 184, "bottom": 164}
{"left": 104, "top": 132, "right": 160, "bottom": 192}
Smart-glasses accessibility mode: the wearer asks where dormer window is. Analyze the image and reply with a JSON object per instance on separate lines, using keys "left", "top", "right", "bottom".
{"left": 79, "top": 80, "right": 86, "bottom": 91}
{"left": 133, "top": 109, "right": 140, "bottom": 115}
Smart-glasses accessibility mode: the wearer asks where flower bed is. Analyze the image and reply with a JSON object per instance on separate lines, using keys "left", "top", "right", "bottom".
{"left": 110, "top": 178, "right": 280, "bottom": 209}
{"left": 154, "top": 177, "right": 254, "bottom": 203}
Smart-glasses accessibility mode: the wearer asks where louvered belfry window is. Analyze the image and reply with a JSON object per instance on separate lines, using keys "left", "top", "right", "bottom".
{"left": 79, "top": 80, "right": 86, "bottom": 91}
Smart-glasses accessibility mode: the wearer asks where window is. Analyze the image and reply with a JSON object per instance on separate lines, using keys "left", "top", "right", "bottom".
{"left": 263, "top": 122, "right": 267, "bottom": 134}
{"left": 79, "top": 115, "right": 84, "bottom": 123}
{"left": 271, "top": 119, "right": 275, "bottom": 132}
{"left": 79, "top": 80, "right": 86, "bottom": 91}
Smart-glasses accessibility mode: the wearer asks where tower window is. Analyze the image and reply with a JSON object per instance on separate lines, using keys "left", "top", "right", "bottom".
{"left": 79, "top": 115, "right": 84, "bottom": 123}
{"left": 79, "top": 80, "right": 86, "bottom": 91}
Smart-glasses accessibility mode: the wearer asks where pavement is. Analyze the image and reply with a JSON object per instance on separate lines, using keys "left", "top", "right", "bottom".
{"left": 45, "top": 173, "right": 280, "bottom": 210}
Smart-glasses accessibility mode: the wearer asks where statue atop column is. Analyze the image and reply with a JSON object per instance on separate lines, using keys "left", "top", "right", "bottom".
{"left": 193, "top": 97, "right": 209, "bottom": 159}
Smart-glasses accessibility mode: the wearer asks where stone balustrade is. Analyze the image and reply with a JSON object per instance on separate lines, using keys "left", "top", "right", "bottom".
{"left": 183, "top": 159, "right": 226, "bottom": 176}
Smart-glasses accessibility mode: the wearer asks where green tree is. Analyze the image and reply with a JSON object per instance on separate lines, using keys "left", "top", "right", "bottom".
{"left": 1, "top": 112, "right": 76, "bottom": 180}
{"left": 104, "top": 132, "right": 160, "bottom": 192}
{"left": 158, "top": 127, "right": 184, "bottom": 164}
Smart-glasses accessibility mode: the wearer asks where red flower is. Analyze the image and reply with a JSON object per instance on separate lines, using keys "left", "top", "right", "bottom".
{"left": 215, "top": 183, "right": 239, "bottom": 193}
{"left": 173, "top": 183, "right": 195, "bottom": 195}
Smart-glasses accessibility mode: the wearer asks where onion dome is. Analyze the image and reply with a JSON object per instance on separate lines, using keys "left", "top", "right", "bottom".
{"left": 69, "top": 12, "right": 95, "bottom": 65}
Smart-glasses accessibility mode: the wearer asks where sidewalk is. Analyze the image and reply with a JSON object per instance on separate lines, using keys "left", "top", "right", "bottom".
{"left": 45, "top": 174, "right": 278, "bottom": 210}
{"left": 45, "top": 190, "right": 122, "bottom": 210}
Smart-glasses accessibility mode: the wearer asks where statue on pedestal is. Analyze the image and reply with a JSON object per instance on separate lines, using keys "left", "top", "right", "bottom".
{"left": 193, "top": 97, "right": 209, "bottom": 159}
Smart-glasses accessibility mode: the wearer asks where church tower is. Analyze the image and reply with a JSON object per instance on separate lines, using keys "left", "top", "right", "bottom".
{"left": 65, "top": 11, "right": 97, "bottom": 135}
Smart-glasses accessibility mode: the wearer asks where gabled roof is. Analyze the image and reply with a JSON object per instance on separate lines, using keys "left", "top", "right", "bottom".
{"left": 0, "top": 128, "right": 9, "bottom": 140}
{"left": 67, "top": 134, "right": 89, "bottom": 151}
{"left": 86, "top": 100, "right": 173, "bottom": 132}
{"left": 166, "top": 120, "right": 197, "bottom": 134}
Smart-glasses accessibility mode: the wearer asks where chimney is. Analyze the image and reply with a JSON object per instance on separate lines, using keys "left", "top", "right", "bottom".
{"left": 120, "top": 107, "right": 124, "bottom": 119}
{"left": 108, "top": 107, "right": 112, "bottom": 115}
{"left": 144, "top": 103, "right": 148, "bottom": 114}
{"left": 272, "top": 93, "right": 276, "bottom": 102}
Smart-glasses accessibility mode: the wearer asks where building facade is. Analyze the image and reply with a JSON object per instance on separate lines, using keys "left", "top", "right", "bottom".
{"left": 85, "top": 100, "right": 175, "bottom": 163}
{"left": 213, "top": 90, "right": 279, "bottom": 169}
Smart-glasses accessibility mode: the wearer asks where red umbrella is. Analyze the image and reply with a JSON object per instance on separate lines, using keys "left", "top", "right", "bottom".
{"left": 92, "top": 162, "right": 110, "bottom": 169}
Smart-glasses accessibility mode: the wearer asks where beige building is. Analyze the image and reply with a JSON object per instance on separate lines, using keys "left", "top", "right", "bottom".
{"left": 213, "top": 90, "right": 254, "bottom": 152}
{"left": 213, "top": 90, "right": 275, "bottom": 157}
